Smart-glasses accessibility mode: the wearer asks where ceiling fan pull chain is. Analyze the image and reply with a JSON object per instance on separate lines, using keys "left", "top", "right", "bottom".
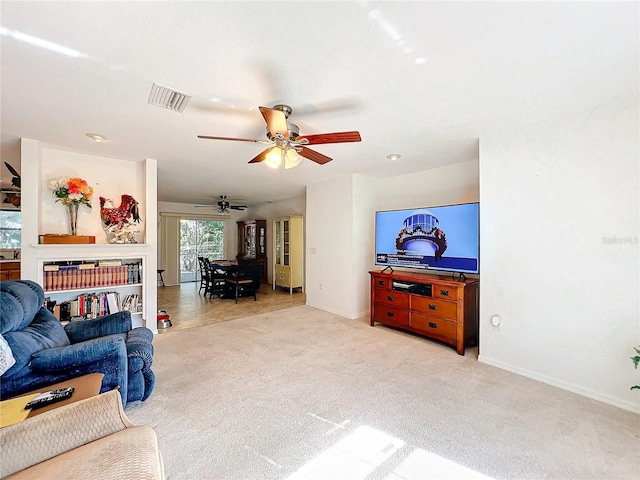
{"left": 280, "top": 147, "right": 285, "bottom": 190}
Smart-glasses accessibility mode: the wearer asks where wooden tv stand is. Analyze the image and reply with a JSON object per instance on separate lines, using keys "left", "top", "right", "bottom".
{"left": 369, "top": 270, "right": 479, "bottom": 355}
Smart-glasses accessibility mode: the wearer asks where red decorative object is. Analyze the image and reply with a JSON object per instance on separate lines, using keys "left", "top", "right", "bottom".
{"left": 99, "top": 194, "right": 142, "bottom": 244}
{"left": 99, "top": 195, "right": 141, "bottom": 229}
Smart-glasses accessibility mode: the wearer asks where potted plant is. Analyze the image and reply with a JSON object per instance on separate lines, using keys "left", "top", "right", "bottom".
{"left": 632, "top": 346, "right": 640, "bottom": 390}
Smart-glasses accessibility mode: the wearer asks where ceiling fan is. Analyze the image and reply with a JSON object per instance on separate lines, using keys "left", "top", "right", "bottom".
{"left": 195, "top": 195, "right": 247, "bottom": 215}
{"left": 198, "top": 104, "right": 361, "bottom": 169}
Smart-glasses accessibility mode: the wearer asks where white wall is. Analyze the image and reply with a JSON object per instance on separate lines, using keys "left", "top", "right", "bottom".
{"left": 305, "top": 163, "right": 479, "bottom": 319}
{"left": 40, "top": 149, "right": 147, "bottom": 243}
{"left": 478, "top": 99, "right": 640, "bottom": 413}
{"left": 306, "top": 175, "right": 364, "bottom": 318}
{"left": 352, "top": 175, "right": 379, "bottom": 317}
{"left": 377, "top": 157, "right": 480, "bottom": 211}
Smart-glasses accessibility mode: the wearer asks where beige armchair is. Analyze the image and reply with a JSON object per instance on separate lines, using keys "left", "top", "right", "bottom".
{"left": 0, "top": 390, "right": 164, "bottom": 479}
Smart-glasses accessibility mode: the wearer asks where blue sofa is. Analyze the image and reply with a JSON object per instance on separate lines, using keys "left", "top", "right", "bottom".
{"left": 0, "top": 280, "right": 155, "bottom": 407}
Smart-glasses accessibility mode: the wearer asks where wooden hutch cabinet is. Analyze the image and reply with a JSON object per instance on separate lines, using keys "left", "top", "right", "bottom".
{"left": 272, "top": 215, "right": 303, "bottom": 293}
{"left": 236, "top": 219, "right": 267, "bottom": 283}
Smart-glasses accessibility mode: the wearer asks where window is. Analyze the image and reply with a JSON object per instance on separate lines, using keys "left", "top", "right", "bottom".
{"left": 0, "top": 210, "right": 21, "bottom": 249}
{"left": 179, "top": 219, "right": 225, "bottom": 283}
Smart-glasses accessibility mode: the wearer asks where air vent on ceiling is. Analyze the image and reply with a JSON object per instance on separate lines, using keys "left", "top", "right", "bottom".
{"left": 148, "top": 83, "right": 192, "bottom": 112}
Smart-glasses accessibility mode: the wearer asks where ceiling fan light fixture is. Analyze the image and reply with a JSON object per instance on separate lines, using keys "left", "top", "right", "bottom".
{"left": 265, "top": 147, "right": 283, "bottom": 168}
{"left": 284, "top": 148, "right": 302, "bottom": 169}
{"left": 199, "top": 104, "right": 360, "bottom": 167}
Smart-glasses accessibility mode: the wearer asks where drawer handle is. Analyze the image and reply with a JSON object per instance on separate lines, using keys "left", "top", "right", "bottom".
{"left": 428, "top": 322, "right": 437, "bottom": 328}
{"left": 428, "top": 304, "right": 437, "bottom": 310}
{"left": 386, "top": 311, "right": 394, "bottom": 317}
{"left": 440, "top": 290, "right": 450, "bottom": 297}
{"left": 387, "top": 295, "right": 394, "bottom": 301}
{"left": 378, "top": 280, "right": 385, "bottom": 286}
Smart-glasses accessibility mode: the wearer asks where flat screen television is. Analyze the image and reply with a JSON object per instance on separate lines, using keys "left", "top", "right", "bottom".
{"left": 375, "top": 202, "right": 479, "bottom": 275}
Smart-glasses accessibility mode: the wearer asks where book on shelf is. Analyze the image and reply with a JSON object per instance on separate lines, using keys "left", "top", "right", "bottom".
{"left": 106, "top": 292, "right": 121, "bottom": 313}
{"left": 59, "top": 301, "right": 71, "bottom": 321}
{"left": 43, "top": 264, "right": 59, "bottom": 272}
{"left": 52, "top": 288, "right": 137, "bottom": 321}
{"left": 44, "top": 263, "right": 142, "bottom": 291}
{"left": 126, "top": 263, "right": 141, "bottom": 283}
{"left": 70, "top": 299, "right": 79, "bottom": 317}
{"left": 122, "top": 294, "right": 140, "bottom": 313}
{"left": 98, "top": 260, "right": 122, "bottom": 267}
{"left": 79, "top": 262, "right": 96, "bottom": 269}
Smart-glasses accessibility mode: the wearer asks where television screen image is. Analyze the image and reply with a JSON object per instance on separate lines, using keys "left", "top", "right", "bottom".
{"left": 375, "top": 202, "right": 479, "bottom": 274}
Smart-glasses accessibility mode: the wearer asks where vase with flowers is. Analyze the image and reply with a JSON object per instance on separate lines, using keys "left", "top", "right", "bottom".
{"left": 49, "top": 177, "right": 93, "bottom": 235}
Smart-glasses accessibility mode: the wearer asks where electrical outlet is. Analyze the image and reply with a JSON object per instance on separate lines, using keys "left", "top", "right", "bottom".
{"left": 491, "top": 314, "right": 501, "bottom": 331}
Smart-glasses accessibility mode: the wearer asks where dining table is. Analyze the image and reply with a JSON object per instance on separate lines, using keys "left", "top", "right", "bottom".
{"left": 209, "top": 261, "right": 238, "bottom": 299}
{"left": 210, "top": 261, "right": 238, "bottom": 276}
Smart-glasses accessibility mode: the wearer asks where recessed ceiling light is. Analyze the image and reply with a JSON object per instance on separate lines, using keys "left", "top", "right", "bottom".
{"left": 86, "top": 133, "right": 108, "bottom": 142}
{"left": 386, "top": 153, "right": 401, "bottom": 161}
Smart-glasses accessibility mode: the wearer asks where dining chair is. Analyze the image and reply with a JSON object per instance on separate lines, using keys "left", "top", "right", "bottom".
{"left": 207, "top": 262, "right": 229, "bottom": 299}
{"left": 228, "top": 262, "right": 261, "bottom": 303}
{"left": 197, "top": 257, "right": 210, "bottom": 294}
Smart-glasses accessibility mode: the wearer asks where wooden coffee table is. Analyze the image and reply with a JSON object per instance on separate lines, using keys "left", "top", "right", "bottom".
{"left": 20, "top": 373, "right": 104, "bottom": 418}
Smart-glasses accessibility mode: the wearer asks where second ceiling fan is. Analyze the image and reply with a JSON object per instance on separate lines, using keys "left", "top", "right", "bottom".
{"left": 198, "top": 104, "right": 361, "bottom": 168}
{"left": 195, "top": 195, "right": 247, "bottom": 215}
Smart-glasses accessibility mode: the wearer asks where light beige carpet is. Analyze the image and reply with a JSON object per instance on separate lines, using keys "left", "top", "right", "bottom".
{"left": 126, "top": 306, "right": 639, "bottom": 480}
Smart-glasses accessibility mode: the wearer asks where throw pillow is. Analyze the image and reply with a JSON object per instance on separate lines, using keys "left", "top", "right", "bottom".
{"left": 0, "top": 333, "right": 16, "bottom": 376}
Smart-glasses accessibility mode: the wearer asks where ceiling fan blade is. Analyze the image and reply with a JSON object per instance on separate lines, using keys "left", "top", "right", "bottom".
{"left": 198, "top": 135, "right": 261, "bottom": 143}
{"left": 248, "top": 148, "right": 271, "bottom": 164}
{"left": 298, "top": 146, "right": 332, "bottom": 165}
{"left": 259, "top": 106, "right": 288, "bottom": 138}
{"left": 230, "top": 205, "right": 248, "bottom": 210}
{"left": 297, "top": 131, "right": 361, "bottom": 145}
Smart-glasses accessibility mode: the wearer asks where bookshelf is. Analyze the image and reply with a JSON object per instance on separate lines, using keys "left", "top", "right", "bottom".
{"left": 19, "top": 140, "right": 158, "bottom": 332}
{"left": 40, "top": 256, "right": 147, "bottom": 327}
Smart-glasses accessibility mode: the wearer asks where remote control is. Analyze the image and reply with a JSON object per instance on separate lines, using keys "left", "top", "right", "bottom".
{"left": 24, "top": 387, "right": 75, "bottom": 410}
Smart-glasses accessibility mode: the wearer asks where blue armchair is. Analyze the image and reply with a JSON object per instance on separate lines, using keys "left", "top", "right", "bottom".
{"left": 0, "top": 280, "right": 155, "bottom": 407}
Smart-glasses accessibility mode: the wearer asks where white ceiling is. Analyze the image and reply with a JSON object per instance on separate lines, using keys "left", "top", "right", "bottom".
{"left": 1, "top": 1, "right": 637, "bottom": 207}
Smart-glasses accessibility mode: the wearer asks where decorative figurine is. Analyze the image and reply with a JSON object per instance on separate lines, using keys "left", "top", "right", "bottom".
{"left": 99, "top": 194, "right": 142, "bottom": 244}
{"left": 2, "top": 162, "right": 21, "bottom": 208}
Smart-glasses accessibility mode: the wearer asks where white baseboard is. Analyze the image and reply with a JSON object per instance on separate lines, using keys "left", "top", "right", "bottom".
{"left": 478, "top": 354, "right": 640, "bottom": 415}
{"left": 305, "top": 301, "right": 366, "bottom": 320}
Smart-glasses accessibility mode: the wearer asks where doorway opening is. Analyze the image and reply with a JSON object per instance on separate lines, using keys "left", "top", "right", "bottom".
{"left": 179, "top": 219, "right": 224, "bottom": 283}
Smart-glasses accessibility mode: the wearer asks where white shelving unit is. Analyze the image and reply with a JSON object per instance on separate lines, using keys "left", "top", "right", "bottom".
{"left": 40, "top": 256, "right": 146, "bottom": 327}
{"left": 19, "top": 139, "right": 159, "bottom": 332}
